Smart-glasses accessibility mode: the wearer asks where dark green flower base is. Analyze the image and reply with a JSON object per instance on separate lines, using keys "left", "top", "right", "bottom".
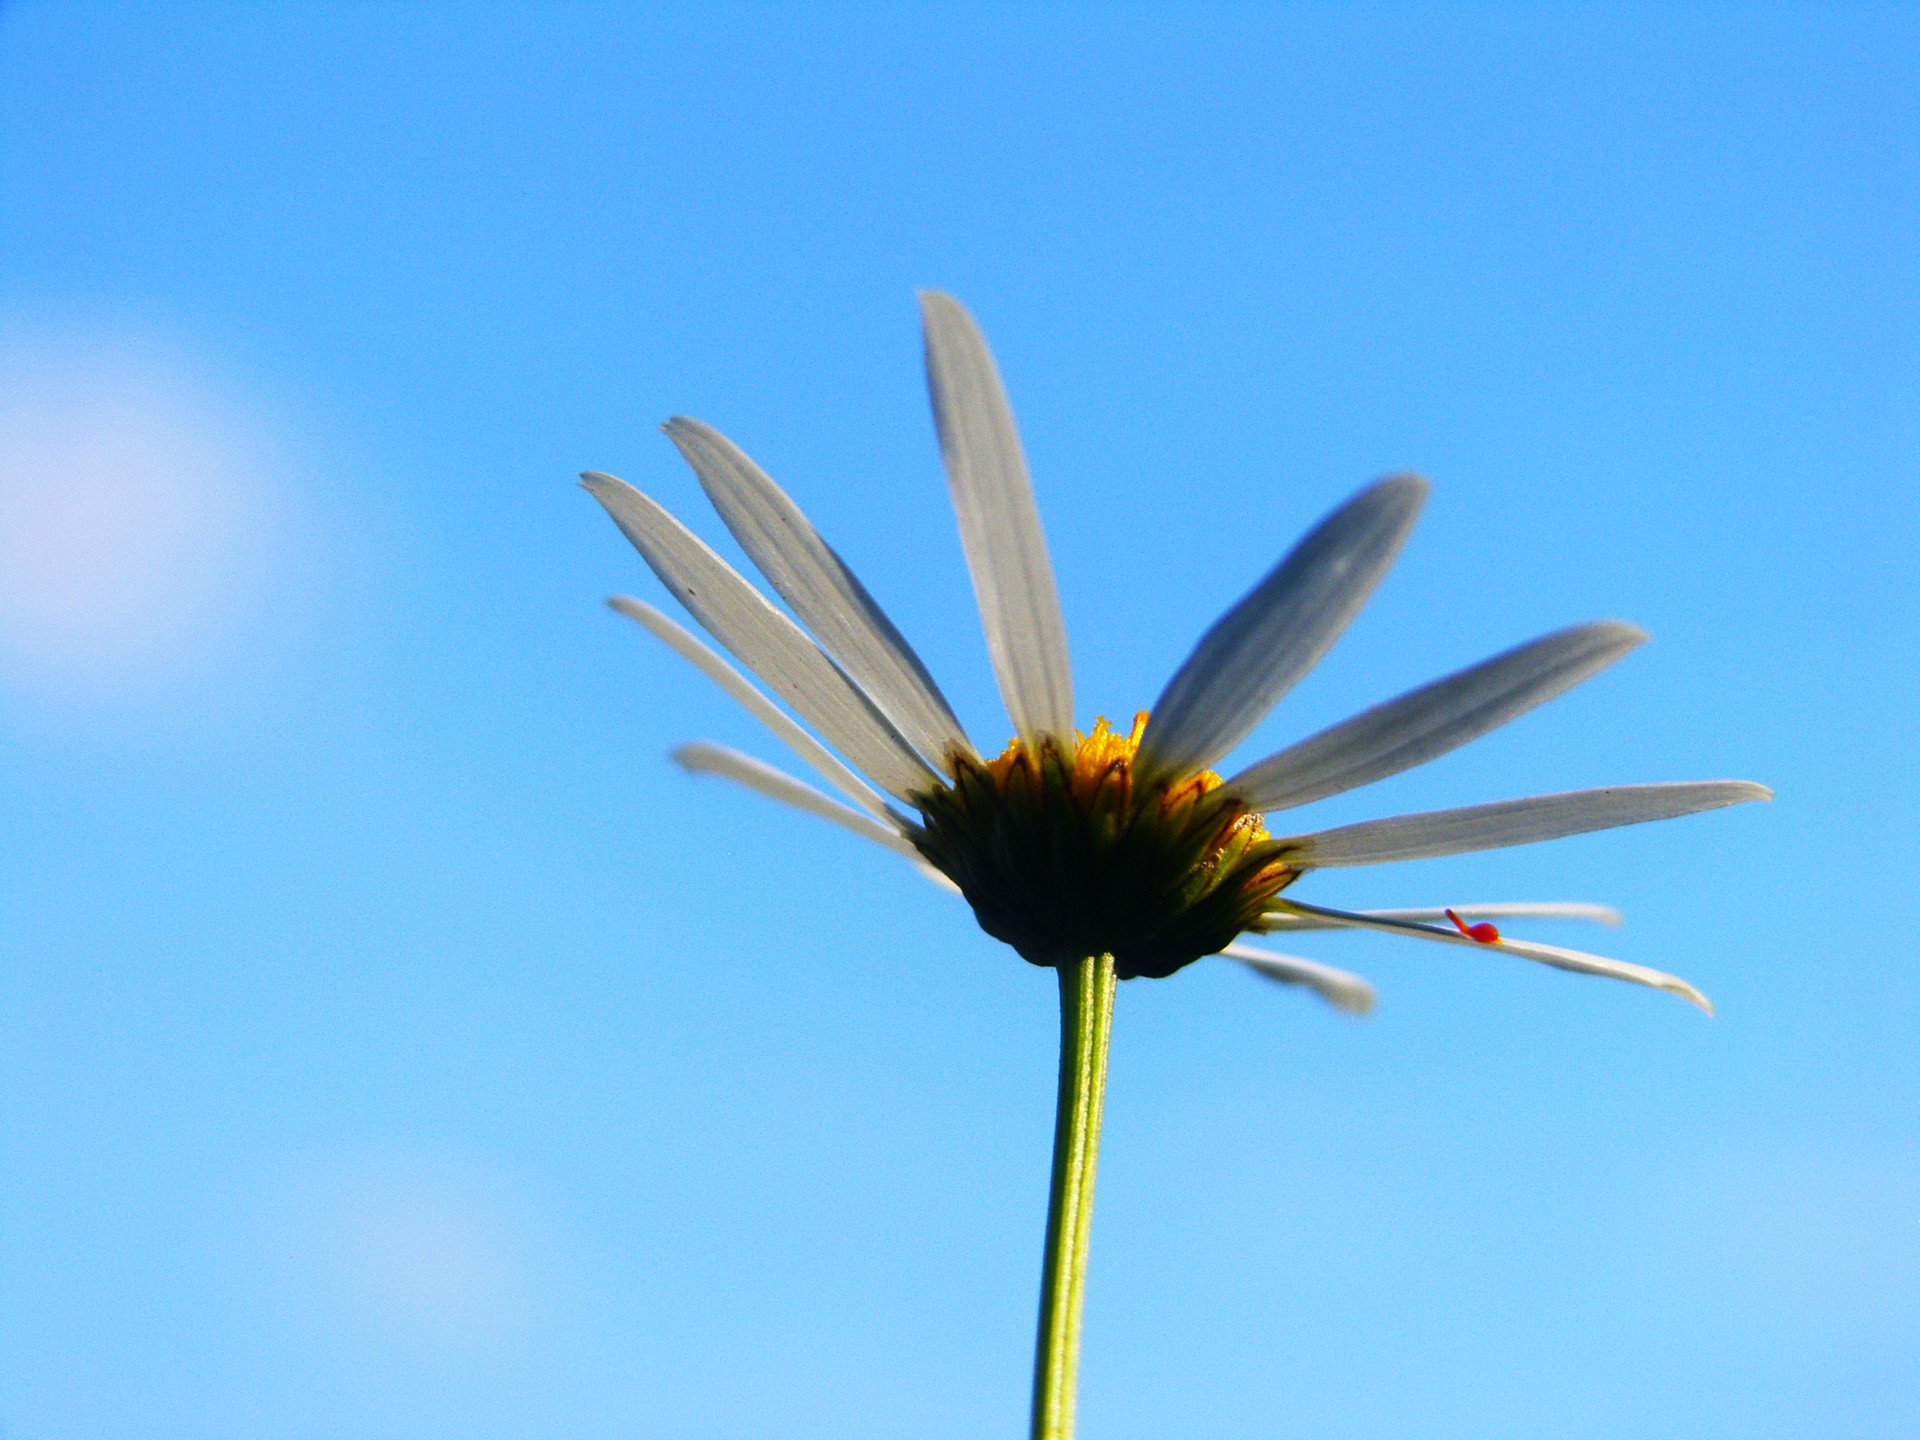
{"left": 909, "top": 739, "right": 1298, "bottom": 979}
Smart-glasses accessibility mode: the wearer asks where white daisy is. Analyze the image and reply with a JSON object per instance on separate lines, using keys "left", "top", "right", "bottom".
{"left": 585, "top": 294, "right": 1769, "bottom": 1440}
{"left": 583, "top": 292, "right": 1769, "bottom": 1018}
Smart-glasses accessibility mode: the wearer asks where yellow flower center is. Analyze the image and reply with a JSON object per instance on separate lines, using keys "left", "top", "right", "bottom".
{"left": 908, "top": 711, "right": 1300, "bottom": 979}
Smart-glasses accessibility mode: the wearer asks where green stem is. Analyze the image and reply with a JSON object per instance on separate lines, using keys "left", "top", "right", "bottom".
{"left": 1031, "top": 953, "right": 1118, "bottom": 1440}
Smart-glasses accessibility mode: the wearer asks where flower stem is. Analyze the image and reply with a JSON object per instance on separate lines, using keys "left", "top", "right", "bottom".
{"left": 1031, "top": 952, "right": 1118, "bottom": 1440}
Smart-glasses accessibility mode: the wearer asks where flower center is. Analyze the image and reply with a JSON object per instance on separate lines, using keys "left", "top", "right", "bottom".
{"left": 907, "top": 712, "right": 1301, "bottom": 979}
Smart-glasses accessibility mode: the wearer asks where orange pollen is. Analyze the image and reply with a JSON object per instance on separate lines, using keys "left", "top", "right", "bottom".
{"left": 913, "top": 708, "right": 1298, "bottom": 978}
{"left": 1445, "top": 908, "right": 1502, "bottom": 944}
{"left": 974, "top": 710, "right": 1273, "bottom": 847}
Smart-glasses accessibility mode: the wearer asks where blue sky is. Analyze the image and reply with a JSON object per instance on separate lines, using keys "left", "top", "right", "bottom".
{"left": 0, "top": 4, "right": 1914, "bottom": 1437}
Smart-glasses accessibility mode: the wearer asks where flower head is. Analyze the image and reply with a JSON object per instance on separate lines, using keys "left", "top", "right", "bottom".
{"left": 586, "top": 294, "right": 1768, "bottom": 1014}
{"left": 912, "top": 712, "right": 1301, "bottom": 979}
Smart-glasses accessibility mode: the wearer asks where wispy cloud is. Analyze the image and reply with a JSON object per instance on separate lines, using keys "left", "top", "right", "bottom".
{"left": 0, "top": 329, "right": 301, "bottom": 702}
{"left": 298, "top": 1153, "right": 555, "bottom": 1363}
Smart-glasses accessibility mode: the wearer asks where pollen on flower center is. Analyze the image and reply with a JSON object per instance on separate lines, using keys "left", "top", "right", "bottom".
{"left": 906, "top": 711, "right": 1302, "bottom": 979}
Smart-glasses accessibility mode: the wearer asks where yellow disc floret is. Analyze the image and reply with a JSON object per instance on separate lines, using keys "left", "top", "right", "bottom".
{"left": 908, "top": 711, "right": 1300, "bottom": 979}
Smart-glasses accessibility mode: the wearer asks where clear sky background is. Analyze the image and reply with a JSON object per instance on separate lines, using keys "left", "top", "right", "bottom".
{"left": 1, "top": 5, "right": 1914, "bottom": 1438}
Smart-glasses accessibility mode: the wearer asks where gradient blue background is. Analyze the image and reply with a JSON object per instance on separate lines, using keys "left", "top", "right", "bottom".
{"left": 1, "top": 5, "right": 1914, "bottom": 1437}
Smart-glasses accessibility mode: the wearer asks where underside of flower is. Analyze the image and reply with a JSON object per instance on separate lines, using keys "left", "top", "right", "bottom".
{"left": 908, "top": 713, "right": 1301, "bottom": 979}
{"left": 587, "top": 292, "right": 1767, "bottom": 1010}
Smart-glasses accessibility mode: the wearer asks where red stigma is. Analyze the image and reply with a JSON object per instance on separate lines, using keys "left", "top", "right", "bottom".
{"left": 1445, "top": 908, "right": 1502, "bottom": 944}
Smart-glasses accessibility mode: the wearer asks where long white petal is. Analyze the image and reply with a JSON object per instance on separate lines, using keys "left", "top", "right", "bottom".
{"left": 1284, "top": 781, "right": 1772, "bottom": 867}
{"left": 919, "top": 292, "right": 1074, "bottom": 742}
{"left": 607, "top": 595, "right": 895, "bottom": 820}
{"left": 1227, "top": 622, "right": 1646, "bottom": 812}
{"left": 583, "top": 471, "right": 939, "bottom": 801}
{"left": 913, "top": 860, "right": 965, "bottom": 895}
{"left": 1273, "top": 898, "right": 1711, "bottom": 1012}
{"left": 662, "top": 417, "right": 973, "bottom": 765}
{"left": 1137, "top": 475, "right": 1428, "bottom": 781}
{"left": 675, "top": 742, "right": 962, "bottom": 895}
{"left": 1264, "top": 901, "right": 1623, "bottom": 930}
{"left": 672, "top": 742, "right": 923, "bottom": 861}
{"left": 1218, "top": 942, "right": 1377, "bottom": 1014}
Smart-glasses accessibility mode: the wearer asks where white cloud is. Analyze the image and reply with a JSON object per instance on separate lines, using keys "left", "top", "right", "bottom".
{"left": 0, "top": 330, "right": 295, "bottom": 698}
{"left": 307, "top": 1156, "right": 551, "bottom": 1362}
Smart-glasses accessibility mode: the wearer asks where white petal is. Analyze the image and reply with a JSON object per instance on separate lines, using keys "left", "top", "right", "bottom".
{"left": 1218, "top": 942, "right": 1378, "bottom": 1014}
{"left": 583, "top": 471, "right": 939, "bottom": 801}
{"left": 1227, "top": 621, "right": 1646, "bottom": 812}
{"left": 607, "top": 595, "right": 895, "bottom": 821}
{"left": 1137, "top": 475, "right": 1428, "bottom": 781}
{"left": 919, "top": 292, "right": 1074, "bottom": 742}
{"left": 1284, "top": 781, "right": 1772, "bottom": 867}
{"left": 662, "top": 416, "right": 973, "bottom": 765}
{"left": 673, "top": 742, "right": 962, "bottom": 895}
{"left": 1264, "top": 901, "right": 1623, "bottom": 930}
{"left": 914, "top": 860, "right": 964, "bottom": 894}
{"left": 1272, "top": 898, "right": 1711, "bottom": 1013}
{"left": 672, "top": 742, "right": 923, "bottom": 861}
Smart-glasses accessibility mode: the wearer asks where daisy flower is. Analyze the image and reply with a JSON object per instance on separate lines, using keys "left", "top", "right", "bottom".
{"left": 582, "top": 293, "right": 1768, "bottom": 1440}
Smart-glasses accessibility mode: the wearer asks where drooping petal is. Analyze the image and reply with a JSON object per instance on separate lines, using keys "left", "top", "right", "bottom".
{"left": 583, "top": 471, "right": 939, "bottom": 801}
{"left": 1217, "top": 942, "right": 1378, "bottom": 1014}
{"left": 672, "top": 742, "right": 923, "bottom": 860}
{"left": 1227, "top": 622, "right": 1647, "bottom": 812}
{"left": 662, "top": 416, "right": 973, "bottom": 765}
{"left": 1137, "top": 475, "right": 1428, "bottom": 781}
{"left": 912, "top": 859, "right": 965, "bottom": 895}
{"left": 607, "top": 595, "right": 895, "bottom": 820}
{"left": 1282, "top": 780, "right": 1772, "bottom": 867}
{"left": 1271, "top": 897, "right": 1711, "bottom": 1012}
{"left": 1263, "top": 901, "right": 1623, "bottom": 930}
{"left": 674, "top": 741, "right": 963, "bottom": 894}
{"left": 919, "top": 292, "right": 1074, "bottom": 742}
